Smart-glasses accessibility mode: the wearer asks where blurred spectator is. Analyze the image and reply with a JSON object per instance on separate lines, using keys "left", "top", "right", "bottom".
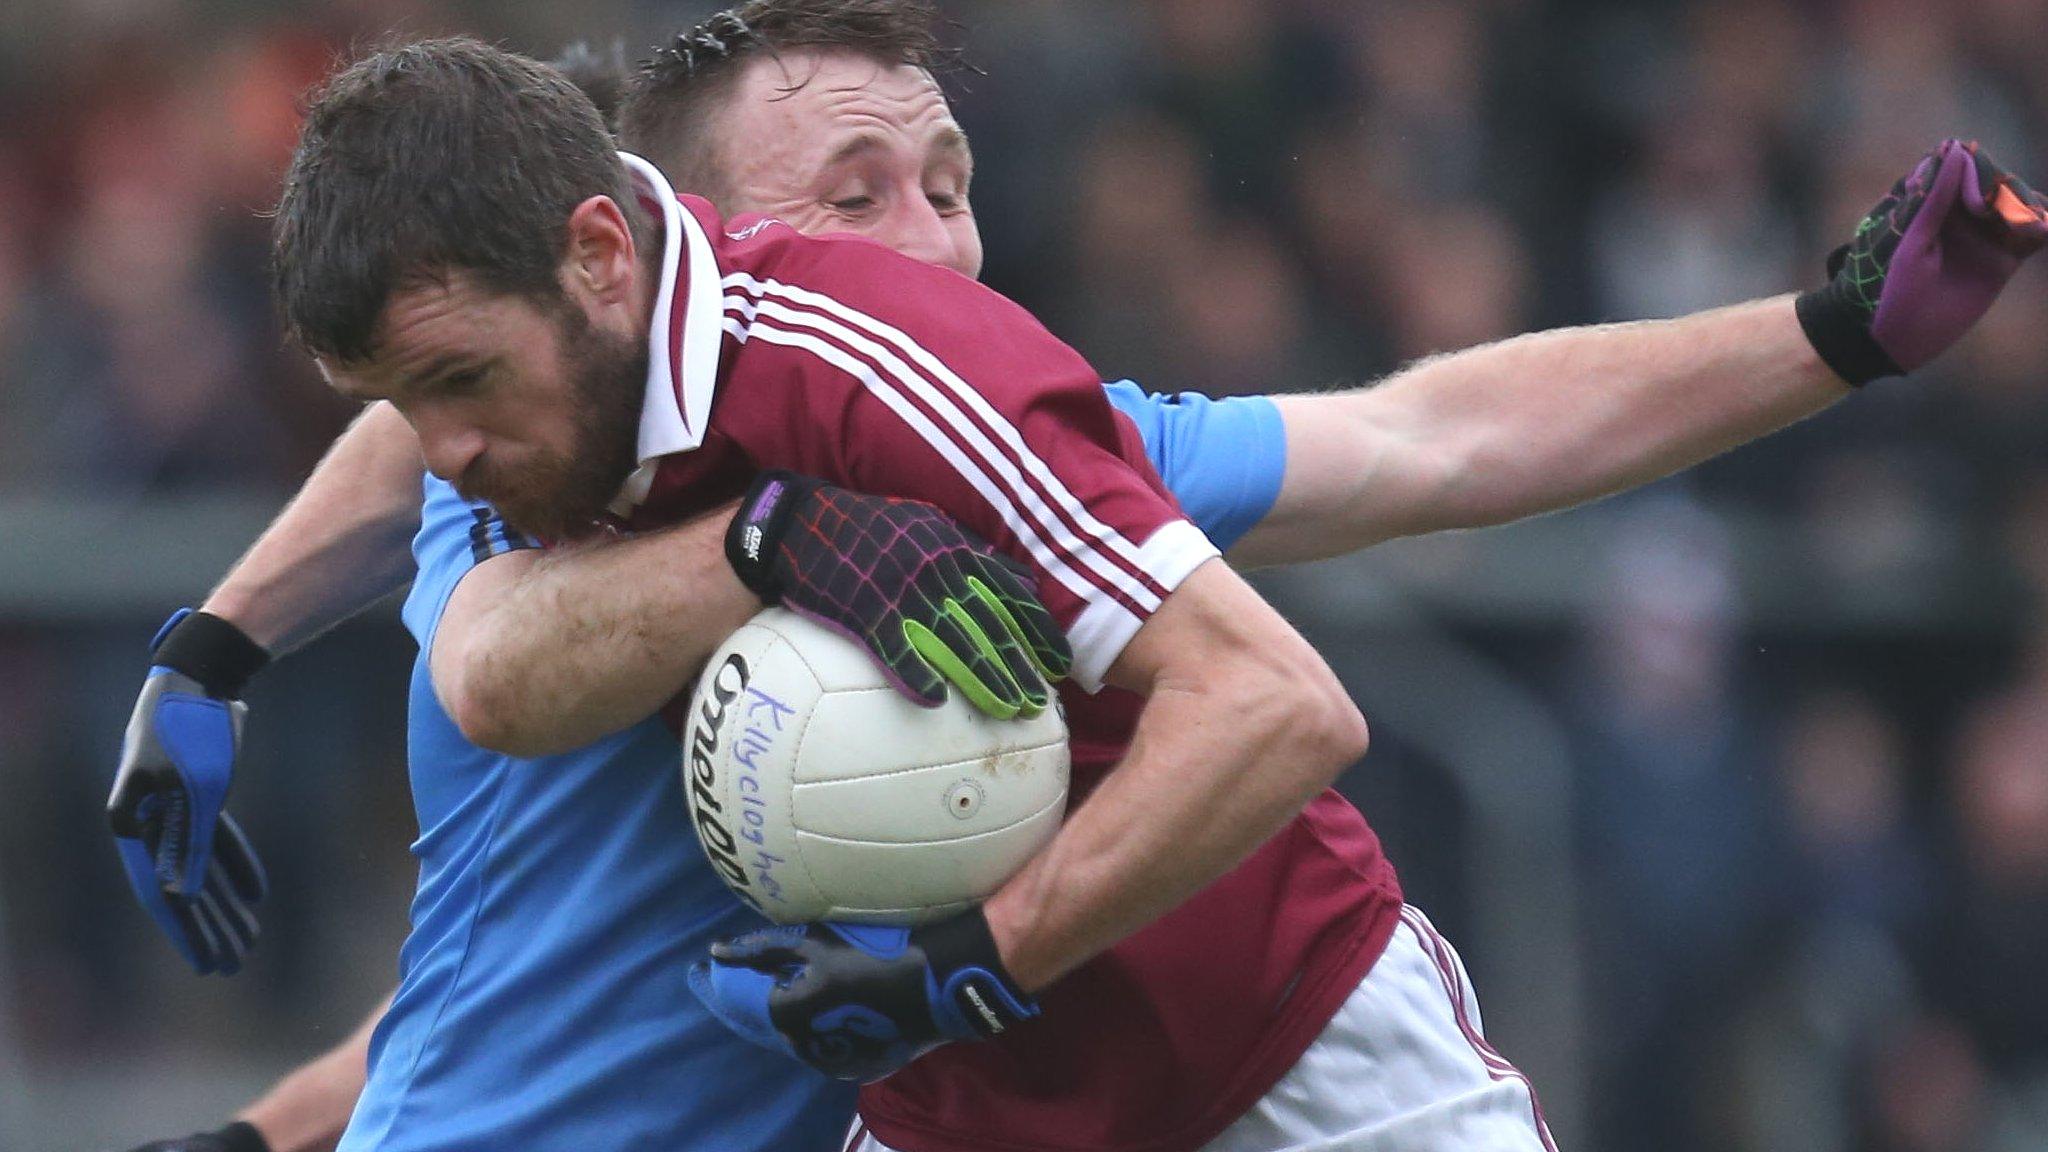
{"left": 1858, "top": 1013, "right": 1998, "bottom": 1152}
{"left": 1921, "top": 688, "right": 2048, "bottom": 1076}
{"left": 1562, "top": 496, "right": 1782, "bottom": 1152}
{"left": 1588, "top": 105, "right": 1799, "bottom": 320}
{"left": 1778, "top": 687, "right": 1933, "bottom": 937}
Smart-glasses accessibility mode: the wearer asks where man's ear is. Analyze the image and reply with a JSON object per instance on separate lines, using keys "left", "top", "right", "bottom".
{"left": 563, "top": 195, "right": 638, "bottom": 306}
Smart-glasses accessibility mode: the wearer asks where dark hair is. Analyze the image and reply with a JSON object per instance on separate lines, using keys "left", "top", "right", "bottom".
{"left": 550, "top": 39, "right": 633, "bottom": 133}
{"left": 619, "top": 0, "right": 963, "bottom": 206}
{"left": 273, "top": 37, "right": 634, "bottom": 362}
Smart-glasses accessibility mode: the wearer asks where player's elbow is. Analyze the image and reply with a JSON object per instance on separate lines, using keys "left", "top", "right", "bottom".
{"left": 1227, "top": 644, "right": 1368, "bottom": 793}
{"left": 440, "top": 662, "right": 553, "bottom": 758}
{"left": 1286, "top": 660, "right": 1370, "bottom": 786}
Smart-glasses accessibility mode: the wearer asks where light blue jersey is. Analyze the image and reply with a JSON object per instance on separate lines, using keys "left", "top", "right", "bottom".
{"left": 340, "top": 480, "right": 855, "bottom": 1152}
{"left": 348, "top": 383, "right": 1288, "bottom": 1149}
{"left": 1101, "top": 381, "right": 1286, "bottom": 553}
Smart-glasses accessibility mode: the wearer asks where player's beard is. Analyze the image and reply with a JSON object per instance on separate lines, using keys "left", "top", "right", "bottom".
{"left": 475, "top": 304, "right": 646, "bottom": 542}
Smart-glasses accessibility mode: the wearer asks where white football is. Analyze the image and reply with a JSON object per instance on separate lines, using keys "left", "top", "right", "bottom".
{"left": 682, "top": 607, "right": 1069, "bottom": 925}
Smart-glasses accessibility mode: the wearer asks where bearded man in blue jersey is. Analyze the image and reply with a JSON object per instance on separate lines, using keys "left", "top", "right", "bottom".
{"left": 109, "top": 4, "right": 2047, "bottom": 1151}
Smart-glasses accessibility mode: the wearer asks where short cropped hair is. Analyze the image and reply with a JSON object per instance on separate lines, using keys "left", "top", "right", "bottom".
{"left": 619, "top": 0, "right": 961, "bottom": 207}
{"left": 273, "top": 37, "right": 634, "bottom": 362}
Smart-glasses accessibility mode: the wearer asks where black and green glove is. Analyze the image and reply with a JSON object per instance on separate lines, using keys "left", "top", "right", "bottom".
{"left": 725, "top": 470, "right": 1071, "bottom": 719}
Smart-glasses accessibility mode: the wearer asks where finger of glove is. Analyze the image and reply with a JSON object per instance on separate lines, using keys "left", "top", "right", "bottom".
{"left": 954, "top": 581, "right": 1050, "bottom": 715}
{"left": 212, "top": 812, "right": 269, "bottom": 904}
{"left": 115, "top": 836, "right": 212, "bottom": 973}
{"left": 687, "top": 959, "right": 798, "bottom": 1057}
{"left": 905, "top": 614, "right": 1024, "bottom": 721}
{"left": 709, "top": 929, "right": 813, "bottom": 970}
{"left": 1869, "top": 142, "right": 2034, "bottom": 370}
{"left": 781, "top": 601, "right": 951, "bottom": 709}
{"left": 110, "top": 678, "right": 177, "bottom": 836}
{"left": 203, "top": 858, "right": 260, "bottom": 960}
{"left": 1959, "top": 147, "right": 2048, "bottom": 246}
{"left": 964, "top": 560, "right": 1073, "bottom": 682}
{"left": 185, "top": 891, "right": 242, "bottom": 976}
{"left": 150, "top": 691, "right": 238, "bottom": 896}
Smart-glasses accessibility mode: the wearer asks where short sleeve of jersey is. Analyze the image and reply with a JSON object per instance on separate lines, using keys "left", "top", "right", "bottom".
{"left": 401, "top": 475, "right": 538, "bottom": 654}
{"left": 1100, "top": 380, "right": 1286, "bottom": 554}
{"left": 716, "top": 250, "right": 1219, "bottom": 690}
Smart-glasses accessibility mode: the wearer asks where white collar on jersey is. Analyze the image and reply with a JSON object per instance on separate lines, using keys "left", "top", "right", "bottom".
{"left": 610, "top": 151, "right": 726, "bottom": 514}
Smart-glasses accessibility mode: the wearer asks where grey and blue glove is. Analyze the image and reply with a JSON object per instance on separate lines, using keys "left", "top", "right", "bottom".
{"left": 107, "top": 609, "right": 270, "bottom": 975}
{"left": 1797, "top": 138, "right": 2048, "bottom": 384}
{"left": 688, "top": 910, "right": 1037, "bottom": 1083}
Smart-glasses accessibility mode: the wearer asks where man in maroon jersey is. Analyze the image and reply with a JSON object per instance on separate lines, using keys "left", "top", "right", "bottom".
{"left": 269, "top": 37, "right": 1438, "bottom": 1152}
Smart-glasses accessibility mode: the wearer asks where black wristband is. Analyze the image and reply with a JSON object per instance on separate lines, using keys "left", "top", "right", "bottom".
{"left": 213, "top": 1122, "right": 272, "bottom": 1152}
{"left": 153, "top": 611, "right": 270, "bottom": 698}
{"left": 1795, "top": 284, "right": 1902, "bottom": 387}
{"left": 724, "top": 470, "right": 825, "bottom": 599}
{"left": 914, "top": 909, "right": 1034, "bottom": 1036}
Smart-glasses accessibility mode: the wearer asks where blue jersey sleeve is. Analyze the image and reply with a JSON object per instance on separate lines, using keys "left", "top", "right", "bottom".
{"left": 402, "top": 475, "right": 538, "bottom": 654}
{"left": 1101, "top": 380, "right": 1287, "bottom": 553}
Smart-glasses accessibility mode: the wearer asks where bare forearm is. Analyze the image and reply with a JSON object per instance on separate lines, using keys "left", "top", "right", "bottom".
{"left": 980, "top": 563, "right": 1367, "bottom": 991}
{"left": 1245, "top": 296, "right": 1845, "bottom": 563}
{"left": 236, "top": 993, "right": 388, "bottom": 1152}
{"left": 437, "top": 505, "right": 760, "bottom": 756}
{"left": 204, "top": 403, "right": 425, "bottom": 653}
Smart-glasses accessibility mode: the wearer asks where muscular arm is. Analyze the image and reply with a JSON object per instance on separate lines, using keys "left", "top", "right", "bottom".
{"left": 202, "top": 403, "right": 425, "bottom": 652}
{"left": 430, "top": 504, "right": 759, "bottom": 757}
{"left": 235, "top": 993, "right": 388, "bottom": 1152}
{"left": 1231, "top": 295, "right": 1845, "bottom": 567}
{"left": 979, "top": 559, "right": 1369, "bottom": 991}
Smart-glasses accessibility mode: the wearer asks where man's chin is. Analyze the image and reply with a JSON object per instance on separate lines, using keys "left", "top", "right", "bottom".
{"left": 486, "top": 493, "right": 601, "bottom": 543}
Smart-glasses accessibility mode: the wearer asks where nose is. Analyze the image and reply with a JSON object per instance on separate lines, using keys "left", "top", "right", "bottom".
{"left": 414, "top": 417, "right": 488, "bottom": 489}
{"left": 882, "top": 195, "right": 965, "bottom": 275}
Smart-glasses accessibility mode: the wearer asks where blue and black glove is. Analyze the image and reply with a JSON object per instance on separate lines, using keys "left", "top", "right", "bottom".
{"left": 107, "top": 609, "right": 270, "bottom": 975}
{"left": 688, "top": 910, "right": 1038, "bottom": 1083}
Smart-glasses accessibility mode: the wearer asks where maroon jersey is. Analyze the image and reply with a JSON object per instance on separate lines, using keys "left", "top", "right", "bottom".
{"left": 614, "top": 156, "right": 1403, "bottom": 1152}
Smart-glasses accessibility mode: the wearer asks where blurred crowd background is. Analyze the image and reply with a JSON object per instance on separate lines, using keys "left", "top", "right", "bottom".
{"left": 3, "top": 0, "right": 2047, "bottom": 1149}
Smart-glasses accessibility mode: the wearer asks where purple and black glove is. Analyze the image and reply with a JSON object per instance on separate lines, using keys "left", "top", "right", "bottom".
{"left": 1797, "top": 138, "right": 2048, "bottom": 385}
{"left": 726, "top": 470, "right": 1071, "bottom": 720}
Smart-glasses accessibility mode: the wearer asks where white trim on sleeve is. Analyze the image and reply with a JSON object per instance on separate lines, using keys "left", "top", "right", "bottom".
{"left": 1066, "top": 521, "right": 1217, "bottom": 689}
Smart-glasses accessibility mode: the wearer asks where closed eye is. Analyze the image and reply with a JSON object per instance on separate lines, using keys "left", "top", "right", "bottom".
{"left": 438, "top": 366, "right": 488, "bottom": 395}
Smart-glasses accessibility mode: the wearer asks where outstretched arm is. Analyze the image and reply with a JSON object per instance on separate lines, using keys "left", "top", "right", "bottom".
{"left": 203, "top": 402, "right": 424, "bottom": 652}
{"left": 1237, "top": 295, "right": 1836, "bottom": 565}
{"left": 1234, "top": 138, "right": 2047, "bottom": 568}
{"left": 106, "top": 404, "right": 427, "bottom": 975}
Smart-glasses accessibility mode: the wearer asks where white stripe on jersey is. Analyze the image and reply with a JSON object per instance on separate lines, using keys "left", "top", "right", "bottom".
{"left": 720, "top": 307, "right": 1108, "bottom": 611}
{"left": 718, "top": 284, "right": 1217, "bottom": 687}
{"left": 722, "top": 274, "right": 1170, "bottom": 605}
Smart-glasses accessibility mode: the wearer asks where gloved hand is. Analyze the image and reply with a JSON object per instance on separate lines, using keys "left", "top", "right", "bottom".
{"left": 1797, "top": 138, "right": 2048, "bottom": 384}
{"left": 121, "top": 1122, "right": 270, "bottom": 1152}
{"left": 688, "top": 910, "right": 1038, "bottom": 1083}
{"left": 107, "top": 609, "right": 270, "bottom": 975}
{"left": 725, "top": 470, "right": 1071, "bottom": 720}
